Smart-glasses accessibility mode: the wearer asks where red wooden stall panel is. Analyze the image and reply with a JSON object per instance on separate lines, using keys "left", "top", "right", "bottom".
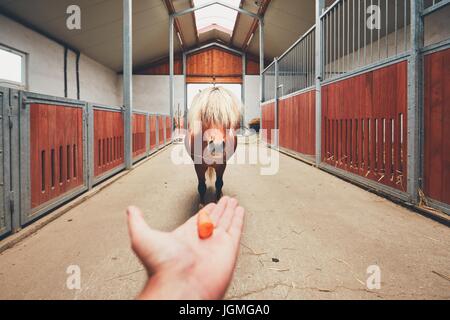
{"left": 165, "top": 116, "right": 172, "bottom": 142}
{"left": 30, "top": 104, "right": 84, "bottom": 209}
{"left": 321, "top": 61, "right": 407, "bottom": 191}
{"left": 94, "top": 110, "right": 124, "bottom": 177}
{"left": 424, "top": 48, "right": 450, "bottom": 205}
{"left": 158, "top": 116, "right": 165, "bottom": 145}
{"left": 261, "top": 103, "right": 275, "bottom": 144}
{"left": 279, "top": 90, "right": 316, "bottom": 156}
{"left": 132, "top": 113, "right": 147, "bottom": 158}
{"left": 149, "top": 115, "right": 157, "bottom": 150}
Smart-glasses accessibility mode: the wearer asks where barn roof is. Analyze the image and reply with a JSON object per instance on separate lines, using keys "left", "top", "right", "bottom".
{"left": 0, "top": 0, "right": 318, "bottom": 71}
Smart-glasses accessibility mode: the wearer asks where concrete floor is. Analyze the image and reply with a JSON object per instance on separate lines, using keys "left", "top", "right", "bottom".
{"left": 0, "top": 143, "right": 449, "bottom": 300}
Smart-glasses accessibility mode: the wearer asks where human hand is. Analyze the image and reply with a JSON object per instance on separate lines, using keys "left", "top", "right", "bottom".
{"left": 127, "top": 196, "right": 245, "bottom": 300}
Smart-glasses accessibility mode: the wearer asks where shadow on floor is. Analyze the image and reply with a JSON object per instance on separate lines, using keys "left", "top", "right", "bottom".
{"left": 183, "top": 187, "right": 220, "bottom": 218}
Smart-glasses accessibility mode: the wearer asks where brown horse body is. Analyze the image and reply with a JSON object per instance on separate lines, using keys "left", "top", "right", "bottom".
{"left": 185, "top": 86, "right": 242, "bottom": 205}
{"left": 185, "top": 127, "right": 238, "bottom": 205}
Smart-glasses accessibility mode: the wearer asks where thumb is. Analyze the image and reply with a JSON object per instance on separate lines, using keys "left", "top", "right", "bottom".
{"left": 126, "top": 206, "right": 169, "bottom": 272}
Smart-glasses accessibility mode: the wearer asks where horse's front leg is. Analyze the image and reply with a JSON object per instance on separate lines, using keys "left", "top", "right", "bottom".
{"left": 214, "top": 164, "right": 226, "bottom": 201}
{"left": 195, "top": 164, "right": 207, "bottom": 206}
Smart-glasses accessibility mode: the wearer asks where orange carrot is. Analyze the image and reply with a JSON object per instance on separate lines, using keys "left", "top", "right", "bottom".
{"left": 198, "top": 210, "right": 214, "bottom": 239}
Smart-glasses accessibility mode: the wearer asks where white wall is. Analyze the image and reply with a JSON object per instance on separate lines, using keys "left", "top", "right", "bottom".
{"left": 122, "top": 75, "right": 184, "bottom": 115}
{"left": 0, "top": 14, "right": 121, "bottom": 106}
{"left": 244, "top": 75, "right": 261, "bottom": 126}
{"left": 78, "top": 54, "right": 121, "bottom": 106}
{"left": 0, "top": 14, "right": 65, "bottom": 96}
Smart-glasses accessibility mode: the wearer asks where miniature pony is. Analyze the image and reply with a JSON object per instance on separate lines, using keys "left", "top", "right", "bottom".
{"left": 184, "top": 86, "right": 241, "bottom": 205}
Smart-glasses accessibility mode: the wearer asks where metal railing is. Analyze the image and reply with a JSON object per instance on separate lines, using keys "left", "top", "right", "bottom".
{"left": 278, "top": 26, "right": 316, "bottom": 96}
{"left": 321, "top": 0, "right": 411, "bottom": 81}
{"left": 262, "top": 26, "right": 316, "bottom": 102}
{"left": 262, "top": 61, "right": 275, "bottom": 102}
{"left": 424, "top": 0, "right": 449, "bottom": 11}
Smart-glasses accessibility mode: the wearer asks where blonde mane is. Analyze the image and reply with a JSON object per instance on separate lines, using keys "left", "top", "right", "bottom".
{"left": 188, "top": 86, "right": 242, "bottom": 134}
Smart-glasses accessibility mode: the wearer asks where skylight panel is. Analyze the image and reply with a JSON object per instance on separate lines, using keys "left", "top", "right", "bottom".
{"left": 193, "top": 0, "right": 241, "bottom": 35}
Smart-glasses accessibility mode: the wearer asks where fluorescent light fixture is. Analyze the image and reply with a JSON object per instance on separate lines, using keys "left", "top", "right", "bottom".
{"left": 246, "top": 32, "right": 254, "bottom": 46}
{"left": 193, "top": 0, "right": 241, "bottom": 35}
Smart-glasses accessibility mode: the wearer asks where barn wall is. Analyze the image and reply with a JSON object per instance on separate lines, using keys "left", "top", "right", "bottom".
{"left": 279, "top": 90, "right": 315, "bottom": 157}
{"left": 0, "top": 14, "right": 65, "bottom": 96}
{"left": 321, "top": 61, "right": 408, "bottom": 192}
{"left": 261, "top": 102, "right": 275, "bottom": 145}
{"left": 78, "top": 54, "right": 121, "bottom": 106}
{"left": 244, "top": 75, "right": 260, "bottom": 126}
{"left": 0, "top": 14, "right": 121, "bottom": 106}
{"left": 186, "top": 47, "right": 243, "bottom": 84}
{"left": 423, "top": 47, "right": 450, "bottom": 206}
{"left": 118, "top": 75, "right": 184, "bottom": 115}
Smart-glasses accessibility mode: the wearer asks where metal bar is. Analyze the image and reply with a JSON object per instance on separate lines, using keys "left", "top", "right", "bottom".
{"left": 364, "top": 0, "right": 367, "bottom": 64}
{"left": 277, "top": 85, "right": 316, "bottom": 101}
{"left": 395, "top": 0, "right": 398, "bottom": 54}
{"left": 352, "top": 0, "right": 355, "bottom": 69}
{"left": 347, "top": 0, "right": 350, "bottom": 71}
{"left": 358, "top": 0, "right": 361, "bottom": 66}
{"left": 370, "top": 0, "right": 373, "bottom": 63}
{"left": 91, "top": 104, "right": 124, "bottom": 112}
{"left": 347, "top": 0, "right": 351, "bottom": 70}
{"left": 320, "top": 0, "right": 343, "bottom": 19}
{"left": 183, "top": 52, "right": 187, "bottom": 129}
{"left": 326, "top": 13, "right": 329, "bottom": 79}
{"left": 87, "top": 103, "right": 94, "bottom": 190}
{"left": 378, "top": 0, "right": 381, "bottom": 60}
{"left": 145, "top": 113, "right": 150, "bottom": 154}
{"left": 173, "top": 0, "right": 260, "bottom": 19}
{"left": 316, "top": 0, "right": 325, "bottom": 165}
{"left": 169, "top": 15, "right": 174, "bottom": 132}
{"left": 274, "top": 58, "right": 279, "bottom": 148}
{"left": 422, "top": 0, "right": 450, "bottom": 16}
{"left": 406, "top": 0, "right": 424, "bottom": 204}
{"left": 123, "top": 0, "right": 133, "bottom": 170}
{"left": 184, "top": 41, "right": 243, "bottom": 56}
{"left": 386, "top": 0, "right": 389, "bottom": 59}
{"left": 4, "top": 88, "right": 20, "bottom": 234}
{"left": 242, "top": 52, "right": 246, "bottom": 128}
{"left": 404, "top": 0, "right": 407, "bottom": 52}
{"left": 421, "top": 37, "right": 450, "bottom": 54}
{"left": 338, "top": 2, "right": 341, "bottom": 75}
{"left": 334, "top": 7, "right": 337, "bottom": 76}
{"left": 260, "top": 17, "right": 265, "bottom": 110}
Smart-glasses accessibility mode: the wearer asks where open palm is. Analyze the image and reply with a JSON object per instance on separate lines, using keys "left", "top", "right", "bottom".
{"left": 127, "top": 196, "right": 245, "bottom": 300}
